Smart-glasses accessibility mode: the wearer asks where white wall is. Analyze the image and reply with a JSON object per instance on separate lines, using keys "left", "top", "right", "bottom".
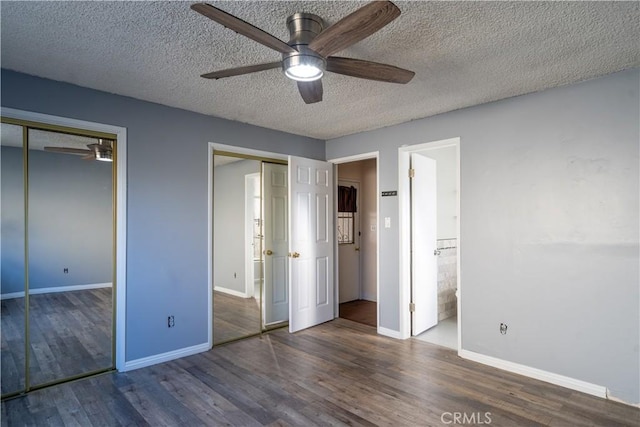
{"left": 418, "top": 146, "right": 457, "bottom": 240}
{"left": 327, "top": 69, "right": 639, "bottom": 404}
{"left": 360, "top": 159, "right": 377, "bottom": 302}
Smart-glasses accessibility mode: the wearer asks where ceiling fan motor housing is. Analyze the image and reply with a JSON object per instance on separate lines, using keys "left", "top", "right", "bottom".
{"left": 282, "top": 13, "right": 326, "bottom": 78}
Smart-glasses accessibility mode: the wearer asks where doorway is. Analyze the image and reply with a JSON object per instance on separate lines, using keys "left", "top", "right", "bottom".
{"left": 399, "top": 138, "right": 460, "bottom": 350}
{"left": 334, "top": 157, "right": 379, "bottom": 328}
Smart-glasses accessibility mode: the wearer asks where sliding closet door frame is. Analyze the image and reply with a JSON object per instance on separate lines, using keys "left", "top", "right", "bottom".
{"left": 208, "top": 144, "right": 288, "bottom": 348}
{"left": 210, "top": 149, "right": 288, "bottom": 346}
{"left": 0, "top": 108, "right": 127, "bottom": 396}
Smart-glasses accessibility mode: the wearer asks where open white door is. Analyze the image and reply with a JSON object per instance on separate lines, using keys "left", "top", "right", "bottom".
{"left": 263, "top": 163, "right": 289, "bottom": 325}
{"left": 411, "top": 153, "right": 438, "bottom": 336}
{"left": 288, "top": 156, "right": 334, "bottom": 333}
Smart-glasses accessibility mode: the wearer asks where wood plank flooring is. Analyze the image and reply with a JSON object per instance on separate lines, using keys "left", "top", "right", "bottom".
{"left": 213, "top": 291, "right": 261, "bottom": 344}
{"left": 3, "top": 318, "right": 638, "bottom": 426}
{"left": 340, "top": 299, "right": 377, "bottom": 327}
{"left": 1, "top": 288, "right": 113, "bottom": 395}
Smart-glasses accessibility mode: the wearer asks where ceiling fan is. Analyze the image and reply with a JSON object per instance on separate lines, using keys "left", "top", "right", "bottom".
{"left": 44, "top": 139, "right": 114, "bottom": 162}
{"left": 191, "top": 1, "right": 415, "bottom": 104}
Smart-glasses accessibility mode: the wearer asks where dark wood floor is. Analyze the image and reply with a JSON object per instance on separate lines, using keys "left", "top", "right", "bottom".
{"left": 1, "top": 288, "right": 112, "bottom": 395}
{"left": 213, "top": 291, "right": 261, "bottom": 345}
{"left": 2, "top": 318, "right": 638, "bottom": 426}
{"left": 340, "top": 299, "right": 377, "bottom": 327}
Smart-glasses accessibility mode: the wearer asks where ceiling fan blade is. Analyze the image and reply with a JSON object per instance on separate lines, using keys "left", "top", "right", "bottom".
{"left": 308, "top": 1, "right": 400, "bottom": 58}
{"left": 297, "top": 80, "right": 323, "bottom": 104}
{"left": 44, "top": 147, "right": 92, "bottom": 155}
{"left": 326, "top": 57, "right": 414, "bottom": 84}
{"left": 191, "top": 3, "right": 296, "bottom": 55}
{"left": 201, "top": 62, "right": 281, "bottom": 79}
{"left": 82, "top": 154, "right": 96, "bottom": 161}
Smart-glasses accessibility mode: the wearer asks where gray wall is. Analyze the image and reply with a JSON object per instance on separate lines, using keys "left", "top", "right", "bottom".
{"left": 1, "top": 146, "right": 25, "bottom": 293}
{"left": 327, "top": 69, "right": 639, "bottom": 404}
{"left": 213, "top": 159, "right": 260, "bottom": 294}
{"left": 1, "top": 146, "right": 112, "bottom": 294}
{"left": 1, "top": 69, "right": 324, "bottom": 361}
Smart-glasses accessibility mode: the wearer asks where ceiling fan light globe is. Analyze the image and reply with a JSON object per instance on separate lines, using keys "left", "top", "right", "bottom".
{"left": 283, "top": 53, "right": 325, "bottom": 82}
{"left": 96, "top": 150, "right": 113, "bottom": 162}
{"left": 285, "top": 64, "right": 323, "bottom": 82}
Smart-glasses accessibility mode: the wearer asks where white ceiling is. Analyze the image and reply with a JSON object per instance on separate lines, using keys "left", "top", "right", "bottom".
{"left": 1, "top": 1, "right": 638, "bottom": 140}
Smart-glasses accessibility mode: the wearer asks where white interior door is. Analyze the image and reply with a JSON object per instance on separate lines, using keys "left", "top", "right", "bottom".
{"left": 288, "top": 156, "right": 334, "bottom": 333}
{"left": 411, "top": 153, "right": 438, "bottom": 336}
{"left": 263, "top": 163, "right": 289, "bottom": 325}
{"left": 338, "top": 180, "right": 360, "bottom": 303}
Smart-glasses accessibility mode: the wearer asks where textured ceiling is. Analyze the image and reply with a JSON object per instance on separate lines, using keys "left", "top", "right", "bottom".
{"left": 1, "top": 1, "right": 639, "bottom": 140}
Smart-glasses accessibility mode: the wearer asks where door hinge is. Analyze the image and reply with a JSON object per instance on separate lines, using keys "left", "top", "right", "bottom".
{"left": 409, "top": 302, "right": 415, "bottom": 312}
{"left": 409, "top": 168, "right": 415, "bottom": 178}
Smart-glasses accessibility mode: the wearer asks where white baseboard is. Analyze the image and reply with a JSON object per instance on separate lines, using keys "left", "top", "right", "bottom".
{"left": 459, "top": 349, "right": 607, "bottom": 399}
{"left": 214, "top": 285, "right": 250, "bottom": 298}
{"left": 122, "top": 342, "right": 210, "bottom": 372}
{"left": 1, "top": 282, "right": 112, "bottom": 300}
{"left": 362, "top": 294, "right": 377, "bottom": 302}
{"left": 378, "top": 326, "right": 403, "bottom": 339}
{"left": 606, "top": 391, "right": 640, "bottom": 408}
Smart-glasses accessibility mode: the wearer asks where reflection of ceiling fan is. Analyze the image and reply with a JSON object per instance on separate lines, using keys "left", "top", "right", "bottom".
{"left": 191, "top": 1, "right": 415, "bottom": 104}
{"left": 44, "top": 139, "right": 114, "bottom": 162}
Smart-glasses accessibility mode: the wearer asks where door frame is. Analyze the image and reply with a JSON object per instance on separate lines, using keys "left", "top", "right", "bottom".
{"left": 328, "top": 152, "right": 380, "bottom": 331}
{"left": 398, "top": 138, "right": 460, "bottom": 351}
{"left": 207, "top": 143, "right": 287, "bottom": 347}
{"left": 1, "top": 107, "right": 128, "bottom": 371}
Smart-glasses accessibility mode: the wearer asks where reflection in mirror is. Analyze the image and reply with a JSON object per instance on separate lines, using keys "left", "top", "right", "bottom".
{"left": 27, "top": 128, "right": 114, "bottom": 386}
{"left": 213, "top": 155, "right": 262, "bottom": 344}
{"left": 262, "top": 162, "right": 289, "bottom": 328}
{"left": 1, "top": 122, "right": 26, "bottom": 396}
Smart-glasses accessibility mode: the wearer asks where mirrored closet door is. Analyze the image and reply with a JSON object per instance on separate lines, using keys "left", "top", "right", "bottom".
{"left": 212, "top": 153, "right": 289, "bottom": 345}
{"left": 1, "top": 119, "right": 116, "bottom": 398}
{"left": 1, "top": 123, "right": 26, "bottom": 396}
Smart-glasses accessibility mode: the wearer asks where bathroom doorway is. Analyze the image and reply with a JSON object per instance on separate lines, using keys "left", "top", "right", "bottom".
{"left": 399, "top": 138, "right": 460, "bottom": 350}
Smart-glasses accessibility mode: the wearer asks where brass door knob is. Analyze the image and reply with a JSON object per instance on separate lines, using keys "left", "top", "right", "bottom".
{"left": 355, "top": 247, "right": 360, "bottom": 251}
{"left": 265, "top": 249, "right": 273, "bottom": 256}
{"left": 289, "top": 252, "right": 300, "bottom": 258}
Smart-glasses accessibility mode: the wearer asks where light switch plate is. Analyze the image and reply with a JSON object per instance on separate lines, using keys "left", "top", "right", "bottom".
{"left": 385, "top": 217, "right": 391, "bottom": 228}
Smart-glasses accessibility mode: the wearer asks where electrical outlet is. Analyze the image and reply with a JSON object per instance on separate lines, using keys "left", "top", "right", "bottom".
{"left": 63, "top": 268, "right": 69, "bottom": 274}
{"left": 168, "top": 315, "right": 175, "bottom": 328}
{"left": 500, "top": 323, "right": 508, "bottom": 335}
